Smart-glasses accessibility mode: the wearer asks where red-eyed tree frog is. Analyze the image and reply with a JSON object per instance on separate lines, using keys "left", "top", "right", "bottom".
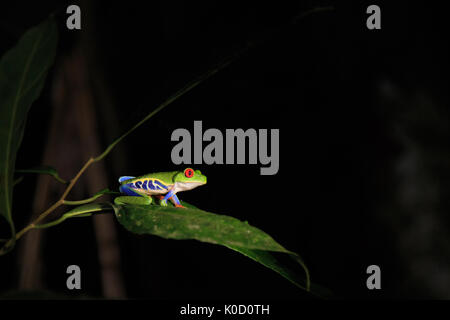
{"left": 114, "top": 168, "right": 207, "bottom": 208}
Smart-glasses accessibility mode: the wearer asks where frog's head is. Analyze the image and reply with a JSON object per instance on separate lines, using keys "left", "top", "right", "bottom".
{"left": 173, "top": 168, "right": 207, "bottom": 191}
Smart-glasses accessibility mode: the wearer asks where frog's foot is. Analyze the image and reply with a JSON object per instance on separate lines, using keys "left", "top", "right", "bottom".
{"left": 160, "top": 200, "right": 168, "bottom": 207}
{"left": 168, "top": 193, "right": 184, "bottom": 208}
{"left": 155, "top": 195, "right": 168, "bottom": 206}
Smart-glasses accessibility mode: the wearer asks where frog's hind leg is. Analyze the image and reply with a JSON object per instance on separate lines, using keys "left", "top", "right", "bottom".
{"left": 117, "top": 184, "right": 152, "bottom": 205}
{"left": 114, "top": 196, "right": 152, "bottom": 205}
{"left": 119, "top": 184, "right": 140, "bottom": 196}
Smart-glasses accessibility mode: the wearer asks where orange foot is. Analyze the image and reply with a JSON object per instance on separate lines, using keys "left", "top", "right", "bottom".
{"left": 175, "top": 204, "right": 186, "bottom": 209}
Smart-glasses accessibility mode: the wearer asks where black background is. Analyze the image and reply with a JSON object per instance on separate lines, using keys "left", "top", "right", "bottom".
{"left": 1, "top": 0, "right": 449, "bottom": 300}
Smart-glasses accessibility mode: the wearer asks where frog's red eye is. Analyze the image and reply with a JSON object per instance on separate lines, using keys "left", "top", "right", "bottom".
{"left": 184, "top": 168, "right": 194, "bottom": 178}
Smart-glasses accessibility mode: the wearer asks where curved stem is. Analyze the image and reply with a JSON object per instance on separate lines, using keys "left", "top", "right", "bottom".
{"left": 15, "top": 168, "right": 68, "bottom": 184}
{"left": 34, "top": 213, "right": 94, "bottom": 229}
{"left": 93, "top": 56, "right": 235, "bottom": 162}
{"left": 53, "top": 176, "right": 67, "bottom": 184}
{"left": 33, "top": 214, "right": 76, "bottom": 229}
{"left": 63, "top": 193, "right": 106, "bottom": 206}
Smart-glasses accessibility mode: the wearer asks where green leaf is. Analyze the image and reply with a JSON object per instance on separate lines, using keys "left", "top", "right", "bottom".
{"left": 15, "top": 165, "right": 67, "bottom": 184}
{"left": 63, "top": 188, "right": 119, "bottom": 206}
{"left": 115, "top": 202, "right": 290, "bottom": 251}
{"left": 34, "top": 202, "right": 114, "bottom": 229}
{"left": 114, "top": 201, "right": 318, "bottom": 294}
{"left": 0, "top": 18, "right": 58, "bottom": 252}
{"left": 93, "top": 188, "right": 120, "bottom": 197}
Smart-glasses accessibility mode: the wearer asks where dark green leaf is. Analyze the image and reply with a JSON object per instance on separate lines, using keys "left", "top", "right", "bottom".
{"left": 114, "top": 201, "right": 316, "bottom": 293}
{"left": 16, "top": 165, "right": 67, "bottom": 184}
{"left": 115, "top": 202, "right": 289, "bottom": 252}
{"left": 0, "top": 18, "right": 58, "bottom": 252}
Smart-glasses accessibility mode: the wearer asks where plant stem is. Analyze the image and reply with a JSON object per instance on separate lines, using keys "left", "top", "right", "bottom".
{"left": 61, "top": 157, "right": 94, "bottom": 199}
{"left": 0, "top": 159, "right": 94, "bottom": 255}
{"left": 13, "top": 176, "right": 24, "bottom": 186}
{"left": 22, "top": 158, "right": 95, "bottom": 231}
{"left": 63, "top": 194, "right": 105, "bottom": 206}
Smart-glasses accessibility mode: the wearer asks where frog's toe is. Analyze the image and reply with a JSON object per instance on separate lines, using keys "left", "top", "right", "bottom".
{"left": 175, "top": 204, "right": 186, "bottom": 209}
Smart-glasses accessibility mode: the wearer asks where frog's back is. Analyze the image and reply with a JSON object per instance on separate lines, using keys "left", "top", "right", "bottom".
{"left": 119, "top": 172, "right": 175, "bottom": 183}
{"left": 138, "top": 171, "right": 178, "bottom": 182}
{"left": 118, "top": 171, "right": 177, "bottom": 196}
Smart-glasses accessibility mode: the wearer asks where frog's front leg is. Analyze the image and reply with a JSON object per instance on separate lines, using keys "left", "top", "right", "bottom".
{"left": 168, "top": 194, "right": 185, "bottom": 208}
{"left": 114, "top": 195, "right": 153, "bottom": 206}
